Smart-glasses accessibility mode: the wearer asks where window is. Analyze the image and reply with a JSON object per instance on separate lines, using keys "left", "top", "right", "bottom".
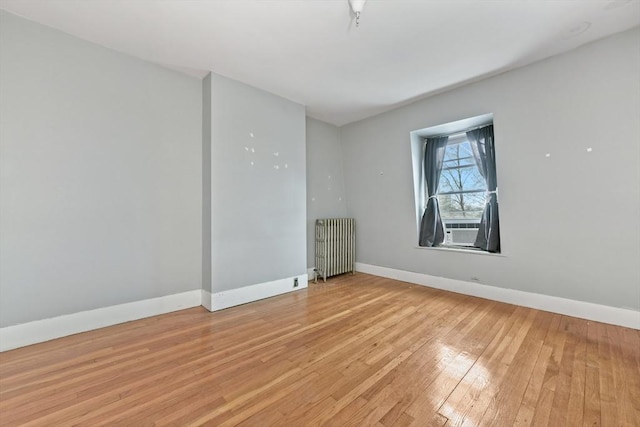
{"left": 438, "top": 134, "right": 486, "bottom": 246}
{"left": 410, "top": 114, "right": 501, "bottom": 253}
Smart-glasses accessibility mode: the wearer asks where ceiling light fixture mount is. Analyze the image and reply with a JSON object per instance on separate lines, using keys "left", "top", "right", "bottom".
{"left": 349, "top": 0, "right": 367, "bottom": 27}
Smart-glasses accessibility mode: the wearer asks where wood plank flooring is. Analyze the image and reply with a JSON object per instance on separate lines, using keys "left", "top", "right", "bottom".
{"left": 1, "top": 273, "right": 638, "bottom": 426}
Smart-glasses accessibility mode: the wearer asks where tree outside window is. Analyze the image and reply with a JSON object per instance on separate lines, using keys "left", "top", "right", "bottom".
{"left": 437, "top": 139, "right": 486, "bottom": 221}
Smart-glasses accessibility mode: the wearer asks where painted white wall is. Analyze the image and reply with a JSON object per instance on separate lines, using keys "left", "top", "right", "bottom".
{"left": 340, "top": 28, "right": 640, "bottom": 311}
{"left": 305, "top": 118, "right": 348, "bottom": 269}
{"left": 203, "top": 72, "right": 306, "bottom": 293}
{"left": 0, "top": 11, "right": 203, "bottom": 327}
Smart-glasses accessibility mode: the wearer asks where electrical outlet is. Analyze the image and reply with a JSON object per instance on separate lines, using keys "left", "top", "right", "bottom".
{"left": 293, "top": 277, "right": 299, "bottom": 288}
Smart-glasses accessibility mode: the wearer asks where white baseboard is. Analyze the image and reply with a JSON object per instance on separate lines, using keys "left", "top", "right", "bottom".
{"left": 356, "top": 263, "right": 640, "bottom": 330}
{"left": 0, "top": 290, "right": 202, "bottom": 352}
{"left": 205, "top": 274, "right": 308, "bottom": 312}
{"left": 201, "top": 289, "right": 213, "bottom": 311}
{"left": 307, "top": 268, "right": 316, "bottom": 280}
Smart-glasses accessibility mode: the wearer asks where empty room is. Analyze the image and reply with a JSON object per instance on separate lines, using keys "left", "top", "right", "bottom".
{"left": 0, "top": 0, "right": 639, "bottom": 425}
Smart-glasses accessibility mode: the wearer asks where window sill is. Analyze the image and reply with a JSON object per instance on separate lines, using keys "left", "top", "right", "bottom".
{"left": 414, "top": 245, "right": 505, "bottom": 257}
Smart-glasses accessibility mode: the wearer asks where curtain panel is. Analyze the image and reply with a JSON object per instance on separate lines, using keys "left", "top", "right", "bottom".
{"left": 466, "top": 125, "right": 500, "bottom": 253}
{"left": 418, "top": 136, "right": 449, "bottom": 247}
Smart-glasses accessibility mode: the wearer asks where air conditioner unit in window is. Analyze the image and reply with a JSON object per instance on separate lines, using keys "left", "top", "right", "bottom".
{"left": 445, "top": 228, "right": 479, "bottom": 246}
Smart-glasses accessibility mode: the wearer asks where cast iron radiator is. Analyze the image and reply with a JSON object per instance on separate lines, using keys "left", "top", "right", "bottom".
{"left": 314, "top": 218, "right": 355, "bottom": 282}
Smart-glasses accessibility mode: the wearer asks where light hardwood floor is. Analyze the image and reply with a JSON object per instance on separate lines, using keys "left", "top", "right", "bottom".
{"left": 1, "top": 273, "right": 639, "bottom": 426}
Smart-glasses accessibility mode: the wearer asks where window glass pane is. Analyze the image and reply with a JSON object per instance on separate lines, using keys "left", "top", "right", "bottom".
{"left": 438, "top": 193, "right": 486, "bottom": 220}
{"left": 443, "top": 141, "right": 476, "bottom": 166}
{"left": 437, "top": 140, "right": 487, "bottom": 220}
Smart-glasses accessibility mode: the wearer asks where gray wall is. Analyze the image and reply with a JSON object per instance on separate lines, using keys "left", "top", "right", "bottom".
{"left": 0, "top": 11, "right": 203, "bottom": 327}
{"left": 340, "top": 28, "right": 640, "bottom": 310}
{"left": 204, "top": 73, "right": 306, "bottom": 292}
{"left": 305, "top": 118, "right": 348, "bottom": 268}
{"left": 202, "top": 75, "right": 212, "bottom": 293}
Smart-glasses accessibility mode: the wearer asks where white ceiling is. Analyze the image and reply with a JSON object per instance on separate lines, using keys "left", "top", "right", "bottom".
{"left": 1, "top": 0, "right": 639, "bottom": 126}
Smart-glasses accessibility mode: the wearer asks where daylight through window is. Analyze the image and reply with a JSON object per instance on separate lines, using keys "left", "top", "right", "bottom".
{"left": 411, "top": 117, "right": 500, "bottom": 253}
{"left": 437, "top": 133, "right": 486, "bottom": 246}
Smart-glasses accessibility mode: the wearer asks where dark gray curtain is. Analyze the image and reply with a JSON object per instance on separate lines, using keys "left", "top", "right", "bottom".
{"left": 466, "top": 125, "right": 500, "bottom": 252}
{"left": 418, "top": 136, "right": 449, "bottom": 247}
